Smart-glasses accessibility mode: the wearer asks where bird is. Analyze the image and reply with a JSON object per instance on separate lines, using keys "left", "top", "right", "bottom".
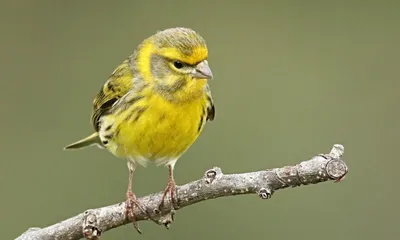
{"left": 64, "top": 27, "right": 215, "bottom": 233}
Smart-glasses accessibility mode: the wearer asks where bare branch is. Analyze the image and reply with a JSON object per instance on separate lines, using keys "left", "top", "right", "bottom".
{"left": 16, "top": 144, "right": 348, "bottom": 240}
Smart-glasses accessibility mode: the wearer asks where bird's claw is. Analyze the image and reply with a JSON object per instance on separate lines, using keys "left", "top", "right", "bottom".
{"left": 125, "top": 192, "right": 143, "bottom": 234}
{"left": 159, "top": 182, "right": 178, "bottom": 209}
{"left": 157, "top": 181, "right": 178, "bottom": 228}
{"left": 125, "top": 191, "right": 159, "bottom": 233}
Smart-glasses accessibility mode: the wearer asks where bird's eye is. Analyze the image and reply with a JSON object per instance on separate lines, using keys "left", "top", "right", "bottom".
{"left": 173, "top": 61, "right": 183, "bottom": 69}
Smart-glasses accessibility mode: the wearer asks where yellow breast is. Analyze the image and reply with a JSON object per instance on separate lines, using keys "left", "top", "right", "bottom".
{"left": 102, "top": 92, "right": 207, "bottom": 165}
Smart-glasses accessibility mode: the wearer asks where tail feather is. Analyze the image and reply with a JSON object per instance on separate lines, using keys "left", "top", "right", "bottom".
{"left": 64, "top": 132, "right": 101, "bottom": 150}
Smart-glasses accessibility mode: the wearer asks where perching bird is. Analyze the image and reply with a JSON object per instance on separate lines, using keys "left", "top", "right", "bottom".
{"left": 64, "top": 27, "right": 215, "bottom": 233}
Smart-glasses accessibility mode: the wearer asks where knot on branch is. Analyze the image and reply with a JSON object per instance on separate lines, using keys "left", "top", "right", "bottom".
{"left": 158, "top": 209, "right": 176, "bottom": 229}
{"left": 258, "top": 187, "right": 273, "bottom": 199}
{"left": 326, "top": 159, "right": 347, "bottom": 181}
{"left": 204, "top": 167, "right": 223, "bottom": 184}
{"left": 329, "top": 144, "right": 345, "bottom": 159}
{"left": 319, "top": 144, "right": 348, "bottom": 182}
{"left": 83, "top": 210, "right": 102, "bottom": 240}
{"left": 274, "top": 144, "right": 348, "bottom": 187}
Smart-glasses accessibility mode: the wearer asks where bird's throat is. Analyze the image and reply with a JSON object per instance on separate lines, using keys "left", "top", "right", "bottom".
{"left": 156, "top": 78, "right": 207, "bottom": 103}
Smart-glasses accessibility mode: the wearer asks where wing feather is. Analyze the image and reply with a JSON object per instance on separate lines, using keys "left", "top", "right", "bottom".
{"left": 91, "top": 59, "right": 133, "bottom": 131}
{"left": 204, "top": 84, "right": 215, "bottom": 121}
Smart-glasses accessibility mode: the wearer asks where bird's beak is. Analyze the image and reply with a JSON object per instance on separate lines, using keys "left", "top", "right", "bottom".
{"left": 192, "top": 60, "right": 213, "bottom": 80}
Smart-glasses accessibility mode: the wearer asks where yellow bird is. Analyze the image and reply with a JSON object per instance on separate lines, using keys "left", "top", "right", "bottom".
{"left": 64, "top": 27, "right": 215, "bottom": 232}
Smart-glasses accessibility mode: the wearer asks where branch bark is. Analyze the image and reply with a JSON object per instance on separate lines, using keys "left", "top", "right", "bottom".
{"left": 16, "top": 144, "right": 348, "bottom": 240}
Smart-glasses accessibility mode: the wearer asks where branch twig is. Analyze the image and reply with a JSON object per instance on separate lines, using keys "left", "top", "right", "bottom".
{"left": 16, "top": 144, "right": 348, "bottom": 240}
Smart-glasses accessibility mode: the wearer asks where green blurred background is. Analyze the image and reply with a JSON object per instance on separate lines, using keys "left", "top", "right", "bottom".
{"left": 1, "top": 1, "right": 399, "bottom": 239}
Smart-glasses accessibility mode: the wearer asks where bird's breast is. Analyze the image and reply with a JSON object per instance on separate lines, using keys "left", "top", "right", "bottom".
{"left": 105, "top": 93, "right": 207, "bottom": 164}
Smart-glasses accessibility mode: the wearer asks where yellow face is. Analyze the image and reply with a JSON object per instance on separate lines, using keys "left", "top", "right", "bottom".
{"left": 136, "top": 27, "right": 213, "bottom": 98}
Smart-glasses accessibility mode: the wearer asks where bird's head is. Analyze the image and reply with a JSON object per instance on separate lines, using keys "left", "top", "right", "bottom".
{"left": 135, "top": 27, "right": 212, "bottom": 101}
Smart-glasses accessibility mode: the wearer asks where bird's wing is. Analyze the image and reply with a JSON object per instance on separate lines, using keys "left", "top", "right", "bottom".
{"left": 91, "top": 59, "right": 134, "bottom": 131}
{"left": 205, "top": 84, "right": 215, "bottom": 121}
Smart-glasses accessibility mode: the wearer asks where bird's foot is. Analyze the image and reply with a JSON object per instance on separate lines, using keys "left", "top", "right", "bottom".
{"left": 158, "top": 180, "right": 178, "bottom": 228}
{"left": 125, "top": 190, "right": 156, "bottom": 234}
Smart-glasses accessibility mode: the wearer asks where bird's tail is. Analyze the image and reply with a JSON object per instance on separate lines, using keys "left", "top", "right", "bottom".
{"left": 64, "top": 132, "right": 101, "bottom": 150}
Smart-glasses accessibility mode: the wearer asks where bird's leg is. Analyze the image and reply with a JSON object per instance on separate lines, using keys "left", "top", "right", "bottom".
{"left": 125, "top": 162, "right": 152, "bottom": 234}
{"left": 159, "top": 164, "right": 178, "bottom": 212}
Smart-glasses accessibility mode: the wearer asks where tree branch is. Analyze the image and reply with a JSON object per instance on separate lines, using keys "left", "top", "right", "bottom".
{"left": 16, "top": 144, "right": 348, "bottom": 240}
